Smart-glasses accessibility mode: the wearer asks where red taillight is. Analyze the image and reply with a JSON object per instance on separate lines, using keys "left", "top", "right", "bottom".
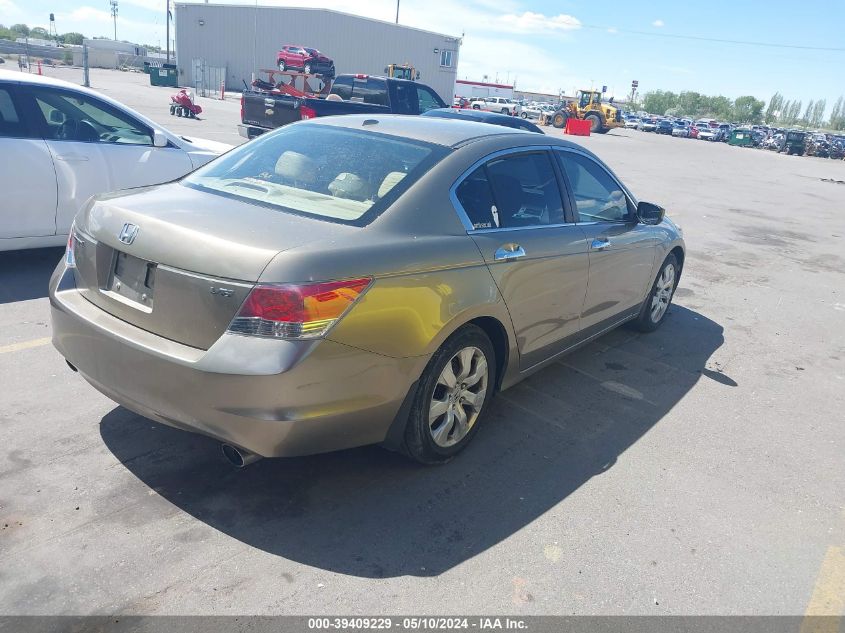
{"left": 64, "top": 224, "right": 76, "bottom": 268}
{"left": 355, "top": 74, "right": 368, "bottom": 79}
{"left": 300, "top": 105, "right": 317, "bottom": 120}
{"left": 228, "top": 278, "right": 372, "bottom": 339}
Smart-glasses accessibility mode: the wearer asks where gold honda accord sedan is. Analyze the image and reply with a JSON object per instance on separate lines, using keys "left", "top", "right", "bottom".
{"left": 50, "top": 115, "right": 684, "bottom": 466}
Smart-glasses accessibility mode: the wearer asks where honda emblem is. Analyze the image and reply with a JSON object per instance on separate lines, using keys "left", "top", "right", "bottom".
{"left": 118, "top": 223, "right": 139, "bottom": 245}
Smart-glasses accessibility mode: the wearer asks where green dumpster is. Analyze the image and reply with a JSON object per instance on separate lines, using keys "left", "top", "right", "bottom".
{"left": 728, "top": 127, "right": 753, "bottom": 147}
{"left": 149, "top": 64, "right": 178, "bottom": 87}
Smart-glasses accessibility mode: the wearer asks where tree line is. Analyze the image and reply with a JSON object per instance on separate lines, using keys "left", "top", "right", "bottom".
{"left": 640, "top": 90, "right": 765, "bottom": 124}
{"left": 0, "top": 23, "right": 85, "bottom": 46}
{"left": 640, "top": 88, "right": 845, "bottom": 131}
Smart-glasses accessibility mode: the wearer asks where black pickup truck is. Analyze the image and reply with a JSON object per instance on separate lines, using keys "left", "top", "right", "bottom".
{"left": 238, "top": 74, "right": 447, "bottom": 139}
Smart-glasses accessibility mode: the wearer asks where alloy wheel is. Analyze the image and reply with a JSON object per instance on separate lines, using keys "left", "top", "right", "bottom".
{"left": 650, "top": 263, "right": 675, "bottom": 322}
{"left": 429, "top": 346, "right": 488, "bottom": 448}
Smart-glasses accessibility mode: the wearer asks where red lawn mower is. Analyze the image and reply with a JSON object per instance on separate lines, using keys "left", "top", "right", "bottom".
{"left": 169, "top": 89, "right": 202, "bottom": 118}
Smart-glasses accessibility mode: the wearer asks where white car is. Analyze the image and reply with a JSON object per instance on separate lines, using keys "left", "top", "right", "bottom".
{"left": 0, "top": 70, "right": 231, "bottom": 251}
{"left": 469, "top": 97, "right": 521, "bottom": 116}
{"left": 624, "top": 117, "right": 640, "bottom": 128}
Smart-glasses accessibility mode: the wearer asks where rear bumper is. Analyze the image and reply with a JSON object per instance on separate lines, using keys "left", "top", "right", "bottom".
{"left": 49, "top": 264, "right": 425, "bottom": 457}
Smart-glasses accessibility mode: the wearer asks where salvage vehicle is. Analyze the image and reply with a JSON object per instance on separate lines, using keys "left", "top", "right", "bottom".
{"left": 671, "top": 122, "right": 690, "bottom": 137}
{"left": 50, "top": 115, "right": 685, "bottom": 466}
{"left": 550, "top": 90, "right": 623, "bottom": 133}
{"left": 470, "top": 97, "right": 521, "bottom": 116}
{"left": 829, "top": 137, "right": 845, "bottom": 160}
{"left": 0, "top": 70, "right": 230, "bottom": 252}
{"left": 624, "top": 116, "right": 640, "bottom": 129}
{"left": 656, "top": 120, "right": 673, "bottom": 135}
{"left": 697, "top": 126, "right": 718, "bottom": 141}
{"left": 778, "top": 130, "right": 806, "bottom": 155}
{"left": 422, "top": 107, "right": 543, "bottom": 133}
{"left": 805, "top": 133, "right": 830, "bottom": 158}
{"left": 638, "top": 117, "right": 657, "bottom": 132}
{"left": 239, "top": 74, "right": 446, "bottom": 139}
{"left": 276, "top": 45, "right": 335, "bottom": 78}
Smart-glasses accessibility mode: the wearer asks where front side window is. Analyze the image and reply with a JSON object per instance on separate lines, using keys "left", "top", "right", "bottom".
{"left": 184, "top": 124, "right": 447, "bottom": 226}
{"left": 455, "top": 152, "right": 565, "bottom": 230}
{"left": 29, "top": 87, "right": 152, "bottom": 145}
{"left": 556, "top": 151, "right": 631, "bottom": 223}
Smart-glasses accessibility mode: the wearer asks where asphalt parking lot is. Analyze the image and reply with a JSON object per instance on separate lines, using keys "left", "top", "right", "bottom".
{"left": 1, "top": 67, "right": 844, "bottom": 617}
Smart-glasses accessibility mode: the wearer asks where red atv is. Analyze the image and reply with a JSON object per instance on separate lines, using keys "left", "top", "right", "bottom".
{"left": 169, "top": 89, "right": 202, "bottom": 119}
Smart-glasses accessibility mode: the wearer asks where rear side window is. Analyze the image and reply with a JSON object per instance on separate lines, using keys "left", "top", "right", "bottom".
{"left": 455, "top": 152, "right": 565, "bottom": 230}
{"left": 556, "top": 151, "right": 631, "bottom": 223}
{"left": 331, "top": 77, "right": 352, "bottom": 100}
{"left": 183, "top": 124, "right": 447, "bottom": 226}
{"left": 0, "top": 87, "right": 30, "bottom": 138}
{"left": 348, "top": 78, "right": 388, "bottom": 106}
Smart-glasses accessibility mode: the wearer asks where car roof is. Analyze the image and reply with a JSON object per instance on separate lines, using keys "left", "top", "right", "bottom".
{"left": 308, "top": 114, "right": 569, "bottom": 148}
{"left": 0, "top": 68, "right": 84, "bottom": 89}
{"left": 422, "top": 108, "right": 543, "bottom": 133}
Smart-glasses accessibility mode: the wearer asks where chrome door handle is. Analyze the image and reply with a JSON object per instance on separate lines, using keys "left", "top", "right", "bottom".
{"left": 494, "top": 244, "right": 526, "bottom": 261}
{"left": 591, "top": 238, "right": 611, "bottom": 251}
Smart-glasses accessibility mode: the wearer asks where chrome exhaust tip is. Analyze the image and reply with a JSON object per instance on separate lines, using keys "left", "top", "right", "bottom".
{"left": 221, "top": 444, "right": 262, "bottom": 468}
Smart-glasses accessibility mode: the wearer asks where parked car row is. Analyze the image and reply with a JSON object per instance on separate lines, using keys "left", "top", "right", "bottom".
{"left": 621, "top": 113, "right": 844, "bottom": 158}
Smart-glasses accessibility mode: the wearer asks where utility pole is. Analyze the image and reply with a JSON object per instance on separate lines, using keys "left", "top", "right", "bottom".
{"left": 165, "top": 0, "right": 171, "bottom": 63}
{"left": 110, "top": 0, "right": 119, "bottom": 40}
{"left": 395, "top": 0, "right": 399, "bottom": 23}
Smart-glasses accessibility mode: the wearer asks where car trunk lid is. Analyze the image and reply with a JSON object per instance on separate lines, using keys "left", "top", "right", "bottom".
{"left": 72, "top": 182, "right": 350, "bottom": 350}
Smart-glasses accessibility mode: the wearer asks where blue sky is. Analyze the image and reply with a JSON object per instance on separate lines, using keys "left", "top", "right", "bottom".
{"left": 4, "top": 0, "right": 844, "bottom": 109}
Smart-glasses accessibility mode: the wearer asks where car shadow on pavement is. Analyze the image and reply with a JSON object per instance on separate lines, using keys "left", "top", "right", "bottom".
{"left": 0, "top": 247, "right": 63, "bottom": 304}
{"left": 100, "top": 305, "right": 726, "bottom": 579}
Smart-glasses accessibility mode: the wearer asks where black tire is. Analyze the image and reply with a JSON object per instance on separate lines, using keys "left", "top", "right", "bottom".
{"left": 277, "top": 60, "right": 285, "bottom": 72}
{"left": 401, "top": 325, "right": 496, "bottom": 464}
{"left": 169, "top": 104, "right": 175, "bottom": 115}
{"left": 552, "top": 112, "right": 567, "bottom": 128}
{"left": 176, "top": 107, "right": 183, "bottom": 117}
{"left": 501, "top": 108, "right": 509, "bottom": 115}
{"left": 472, "top": 104, "right": 481, "bottom": 109}
{"left": 585, "top": 113, "right": 602, "bottom": 132}
{"left": 634, "top": 254, "right": 679, "bottom": 333}
{"left": 520, "top": 111, "right": 528, "bottom": 119}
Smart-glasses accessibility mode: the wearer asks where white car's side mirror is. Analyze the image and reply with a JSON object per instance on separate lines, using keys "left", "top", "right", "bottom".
{"left": 152, "top": 130, "right": 168, "bottom": 148}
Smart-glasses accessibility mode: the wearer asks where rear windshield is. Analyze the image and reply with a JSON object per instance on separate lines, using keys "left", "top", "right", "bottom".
{"left": 183, "top": 124, "right": 447, "bottom": 226}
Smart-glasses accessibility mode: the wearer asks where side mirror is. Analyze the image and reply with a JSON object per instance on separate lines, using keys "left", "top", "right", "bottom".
{"left": 152, "top": 130, "right": 168, "bottom": 148}
{"left": 384, "top": 66, "right": 389, "bottom": 74}
{"left": 50, "top": 109, "right": 65, "bottom": 124}
{"left": 637, "top": 201, "right": 665, "bottom": 225}
{"left": 416, "top": 71, "right": 421, "bottom": 80}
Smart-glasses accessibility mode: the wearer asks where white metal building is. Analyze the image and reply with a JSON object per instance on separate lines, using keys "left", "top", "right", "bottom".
{"left": 174, "top": 4, "right": 461, "bottom": 102}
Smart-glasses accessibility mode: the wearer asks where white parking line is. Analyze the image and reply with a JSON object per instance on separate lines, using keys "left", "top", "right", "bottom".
{"left": 0, "top": 337, "right": 52, "bottom": 355}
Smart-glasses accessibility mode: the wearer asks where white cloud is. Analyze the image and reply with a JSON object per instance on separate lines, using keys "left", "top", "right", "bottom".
{"left": 607, "top": 27, "right": 618, "bottom": 34}
{"left": 0, "top": 0, "right": 23, "bottom": 18}
{"left": 496, "top": 11, "right": 581, "bottom": 34}
{"left": 652, "top": 19, "right": 665, "bottom": 27}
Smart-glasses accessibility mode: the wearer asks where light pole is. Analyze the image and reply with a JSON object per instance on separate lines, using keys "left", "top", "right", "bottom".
{"left": 395, "top": 0, "right": 399, "bottom": 24}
